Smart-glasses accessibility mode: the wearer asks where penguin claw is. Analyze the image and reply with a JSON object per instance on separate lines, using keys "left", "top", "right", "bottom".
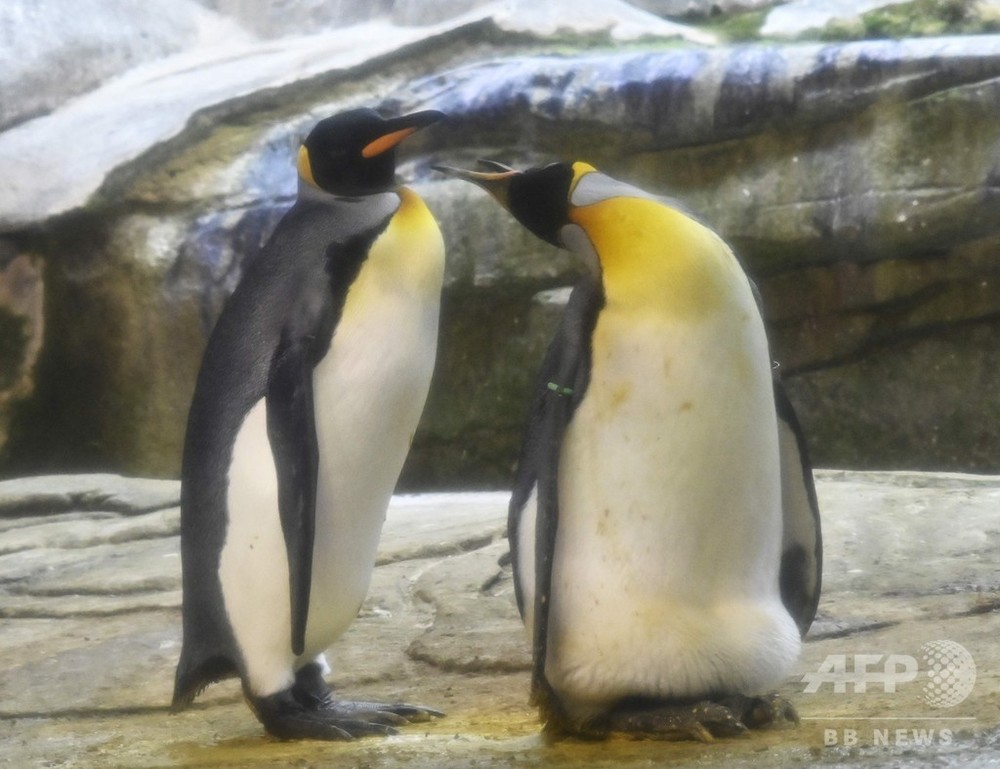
{"left": 315, "top": 699, "right": 445, "bottom": 726}
{"left": 313, "top": 700, "right": 407, "bottom": 727}
{"left": 722, "top": 692, "right": 800, "bottom": 729}
{"left": 374, "top": 701, "right": 446, "bottom": 722}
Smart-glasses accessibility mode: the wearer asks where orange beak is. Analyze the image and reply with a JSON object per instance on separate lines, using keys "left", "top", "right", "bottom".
{"left": 361, "top": 109, "right": 446, "bottom": 158}
{"left": 433, "top": 160, "right": 520, "bottom": 209}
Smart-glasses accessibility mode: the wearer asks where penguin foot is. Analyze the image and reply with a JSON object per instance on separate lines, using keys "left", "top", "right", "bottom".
{"left": 719, "top": 692, "right": 800, "bottom": 730}
{"left": 593, "top": 693, "right": 798, "bottom": 742}
{"left": 601, "top": 698, "right": 750, "bottom": 742}
{"left": 249, "top": 662, "right": 445, "bottom": 740}
{"left": 294, "top": 660, "right": 443, "bottom": 722}
{"left": 320, "top": 698, "right": 444, "bottom": 725}
{"left": 251, "top": 688, "right": 392, "bottom": 740}
{"left": 251, "top": 690, "right": 445, "bottom": 741}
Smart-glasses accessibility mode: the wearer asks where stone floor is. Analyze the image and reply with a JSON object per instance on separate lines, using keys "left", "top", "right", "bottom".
{"left": 0, "top": 471, "right": 998, "bottom": 768}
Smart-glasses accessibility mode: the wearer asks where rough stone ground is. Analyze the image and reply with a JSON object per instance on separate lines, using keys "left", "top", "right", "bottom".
{"left": 0, "top": 471, "right": 997, "bottom": 768}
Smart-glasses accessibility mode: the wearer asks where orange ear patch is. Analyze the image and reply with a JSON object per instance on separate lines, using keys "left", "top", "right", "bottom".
{"left": 361, "top": 127, "right": 418, "bottom": 158}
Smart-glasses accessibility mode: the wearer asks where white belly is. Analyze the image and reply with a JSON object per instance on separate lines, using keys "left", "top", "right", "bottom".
{"left": 305, "top": 286, "right": 440, "bottom": 653}
{"left": 220, "top": 398, "right": 291, "bottom": 696}
{"left": 218, "top": 296, "right": 439, "bottom": 696}
{"left": 219, "top": 194, "right": 444, "bottom": 697}
{"left": 537, "top": 304, "right": 800, "bottom": 716}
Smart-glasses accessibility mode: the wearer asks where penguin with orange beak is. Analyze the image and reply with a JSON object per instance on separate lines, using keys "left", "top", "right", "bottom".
{"left": 173, "top": 109, "right": 446, "bottom": 740}
{"left": 439, "top": 159, "right": 821, "bottom": 740}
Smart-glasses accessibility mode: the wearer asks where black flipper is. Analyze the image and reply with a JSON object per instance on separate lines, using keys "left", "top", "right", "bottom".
{"left": 267, "top": 334, "right": 321, "bottom": 656}
{"left": 749, "top": 272, "right": 822, "bottom": 637}
{"left": 773, "top": 375, "right": 823, "bottom": 637}
{"left": 264, "top": 219, "right": 390, "bottom": 658}
{"left": 508, "top": 275, "right": 603, "bottom": 730}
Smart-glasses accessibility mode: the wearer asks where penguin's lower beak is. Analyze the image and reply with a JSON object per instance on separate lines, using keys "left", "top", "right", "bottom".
{"left": 434, "top": 160, "right": 521, "bottom": 209}
{"left": 362, "top": 110, "right": 446, "bottom": 158}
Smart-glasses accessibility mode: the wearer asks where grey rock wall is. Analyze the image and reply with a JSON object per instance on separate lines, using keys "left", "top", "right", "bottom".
{"left": 0, "top": 0, "right": 997, "bottom": 484}
{"left": 633, "top": 0, "right": 782, "bottom": 20}
{"left": 0, "top": 0, "right": 250, "bottom": 131}
{"left": 408, "top": 38, "right": 1000, "bottom": 480}
{"left": 0, "top": 248, "right": 43, "bottom": 456}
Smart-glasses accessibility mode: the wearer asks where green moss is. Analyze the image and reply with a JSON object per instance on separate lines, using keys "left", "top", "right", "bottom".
{"left": 695, "top": 8, "right": 770, "bottom": 43}
{"left": 821, "top": 0, "right": 1000, "bottom": 40}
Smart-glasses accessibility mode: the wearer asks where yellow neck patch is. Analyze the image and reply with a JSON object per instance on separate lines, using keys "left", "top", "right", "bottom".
{"left": 297, "top": 145, "right": 318, "bottom": 188}
{"left": 570, "top": 161, "right": 598, "bottom": 196}
{"left": 393, "top": 186, "right": 436, "bottom": 229}
{"left": 358, "top": 186, "right": 445, "bottom": 298}
{"left": 569, "top": 190, "right": 741, "bottom": 320}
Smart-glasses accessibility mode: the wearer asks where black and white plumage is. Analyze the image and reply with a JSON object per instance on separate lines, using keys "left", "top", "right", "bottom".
{"left": 441, "top": 159, "right": 822, "bottom": 740}
{"left": 173, "top": 108, "right": 446, "bottom": 740}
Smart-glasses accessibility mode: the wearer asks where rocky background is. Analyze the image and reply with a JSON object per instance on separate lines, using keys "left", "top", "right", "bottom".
{"left": 1, "top": 0, "right": 999, "bottom": 486}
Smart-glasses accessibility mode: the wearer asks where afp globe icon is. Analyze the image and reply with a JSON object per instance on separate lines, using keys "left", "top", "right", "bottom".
{"left": 922, "top": 640, "right": 976, "bottom": 708}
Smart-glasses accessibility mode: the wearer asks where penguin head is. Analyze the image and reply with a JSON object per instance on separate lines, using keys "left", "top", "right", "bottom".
{"left": 434, "top": 160, "right": 578, "bottom": 247}
{"left": 298, "top": 108, "right": 445, "bottom": 196}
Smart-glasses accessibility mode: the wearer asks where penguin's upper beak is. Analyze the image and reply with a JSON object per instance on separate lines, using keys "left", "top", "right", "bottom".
{"left": 433, "top": 160, "right": 521, "bottom": 209}
{"left": 361, "top": 109, "right": 446, "bottom": 158}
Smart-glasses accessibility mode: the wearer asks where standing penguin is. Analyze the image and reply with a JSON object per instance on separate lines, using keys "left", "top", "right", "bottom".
{"left": 173, "top": 108, "right": 446, "bottom": 740}
{"left": 438, "top": 160, "right": 821, "bottom": 740}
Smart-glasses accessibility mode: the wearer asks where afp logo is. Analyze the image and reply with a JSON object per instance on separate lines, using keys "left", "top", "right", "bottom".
{"left": 802, "top": 640, "right": 976, "bottom": 708}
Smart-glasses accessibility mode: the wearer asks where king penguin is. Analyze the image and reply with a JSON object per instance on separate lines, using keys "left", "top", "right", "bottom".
{"left": 438, "top": 160, "right": 822, "bottom": 740}
{"left": 172, "top": 108, "right": 447, "bottom": 740}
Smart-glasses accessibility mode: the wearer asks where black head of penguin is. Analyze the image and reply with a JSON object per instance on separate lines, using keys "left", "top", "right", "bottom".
{"left": 298, "top": 108, "right": 444, "bottom": 196}
{"left": 505, "top": 163, "right": 575, "bottom": 247}
{"left": 435, "top": 161, "right": 575, "bottom": 247}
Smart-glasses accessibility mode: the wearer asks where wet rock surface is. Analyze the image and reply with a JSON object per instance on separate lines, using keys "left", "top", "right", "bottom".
{"left": 0, "top": 471, "right": 997, "bottom": 767}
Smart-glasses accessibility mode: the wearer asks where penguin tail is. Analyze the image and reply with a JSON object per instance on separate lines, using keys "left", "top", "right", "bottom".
{"left": 171, "top": 647, "right": 238, "bottom": 711}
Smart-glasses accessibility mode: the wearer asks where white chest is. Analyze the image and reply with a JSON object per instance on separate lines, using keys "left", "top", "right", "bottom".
{"left": 559, "top": 303, "right": 780, "bottom": 604}
{"left": 218, "top": 190, "right": 444, "bottom": 695}
{"left": 542, "top": 297, "right": 796, "bottom": 708}
{"left": 304, "top": 206, "right": 444, "bottom": 652}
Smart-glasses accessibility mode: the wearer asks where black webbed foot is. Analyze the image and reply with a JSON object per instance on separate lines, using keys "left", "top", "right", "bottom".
{"left": 294, "top": 661, "right": 443, "bottom": 722}
{"left": 249, "top": 661, "right": 444, "bottom": 741}
{"left": 251, "top": 688, "right": 396, "bottom": 740}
